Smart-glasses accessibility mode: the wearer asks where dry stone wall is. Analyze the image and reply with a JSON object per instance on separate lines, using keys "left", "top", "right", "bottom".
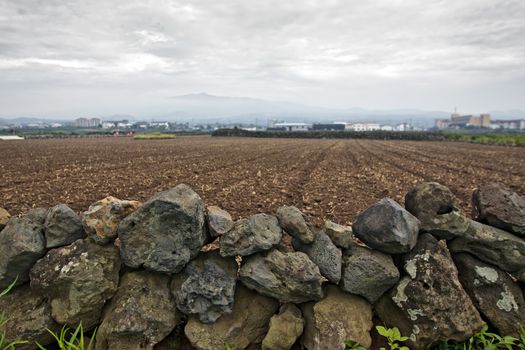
{"left": 0, "top": 182, "right": 524, "bottom": 350}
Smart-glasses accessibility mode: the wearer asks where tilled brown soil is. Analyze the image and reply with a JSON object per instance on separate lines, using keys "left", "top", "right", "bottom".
{"left": 1, "top": 136, "right": 524, "bottom": 227}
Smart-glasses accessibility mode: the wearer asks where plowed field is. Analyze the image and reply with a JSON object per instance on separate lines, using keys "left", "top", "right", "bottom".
{"left": 1, "top": 136, "right": 524, "bottom": 226}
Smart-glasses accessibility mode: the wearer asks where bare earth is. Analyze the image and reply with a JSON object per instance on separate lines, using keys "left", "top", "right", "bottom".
{"left": 1, "top": 136, "right": 524, "bottom": 227}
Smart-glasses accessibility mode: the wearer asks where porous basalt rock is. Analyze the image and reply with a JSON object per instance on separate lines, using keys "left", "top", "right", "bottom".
{"left": 276, "top": 206, "right": 316, "bottom": 244}
{"left": 171, "top": 250, "right": 237, "bottom": 323}
{"left": 96, "top": 270, "right": 179, "bottom": 350}
{"left": 220, "top": 213, "right": 282, "bottom": 257}
{"left": 353, "top": 198, "right": 420, "bottom": 254}
{"left": 0, "top": 208, "right": 47, "bottom": 288}
{"left": 375, "top": 233, "right": 484, "bottom": 350}
{"left": 207, "top": 205, "right": 234, "bottom": 237}
{"left": 44, "top": 204, "right": 85, "bottom": 248}
{"left": 119, "top": 184, "right": 208, "bottom": 273}
{"left": 30, "top": 238, "right": 120, "bottom": 329}
{"left": 239, "top": 249, "right": 324, "bottom": 303}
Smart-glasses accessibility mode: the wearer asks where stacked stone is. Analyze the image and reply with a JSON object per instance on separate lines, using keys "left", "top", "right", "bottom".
{"left": 0, "top": 181, "right": 523, "bottom": 350}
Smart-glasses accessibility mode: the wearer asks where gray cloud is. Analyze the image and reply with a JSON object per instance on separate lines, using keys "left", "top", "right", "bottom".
{"left": 0, "top": 0, "right": 524, "bottom": 117}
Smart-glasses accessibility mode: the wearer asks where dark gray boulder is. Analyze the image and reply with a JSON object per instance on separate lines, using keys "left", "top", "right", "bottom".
{"left": 96, "top": 270, "right": 180, "bottom": 350}
{"left": 240, "top": 249, "right": 324, "bottom": 303}
{"left": 292, "top": 231, "right": 342, "bottom": 284}
{"left": 375, "top": 233, "right": 484, "bottom": 350}
{"left": 449, "top": 220, "right": 525, "bottom": 279}
{"left": 0, "top": 284, "right": 60, "bottom": 350}
{"left": 324, "top": 220, "right": 354, "bottom": 249}
{"left": 276, "top": 206, "right": 316, "bottom": 244}
{"left": 207, "top": 205, "right": 234, "bottom": 237}
{"left": 340, "top": 245, "right": 400, "bottom": 303}
{"left": 171, "top": 250, "right": 237, "bottom": 323}
{"left": 0, "top": 208, "right": 47, "bottom": 289}
{"left": 30, "top": 239, "right": 120, "bottom": 329}
{"left": 220, "top": 213, "right": 282, "bottom": 257}
{"left": 405, "top": 182, "right": 469, "bottom": 240}
{"left": 353, "top": 198, "right": 420, "bottom": 254}
{"left": 119, "top": 184, "right": 208, "bottom": 273}
{"left": 472, "top": 183, "right": 525, "bottom": 237}
{"left": 454, "top": 253, "right": 525, "bottom": 338}
{"left": 44, "top": 204, "right": 85, "bottom": 248}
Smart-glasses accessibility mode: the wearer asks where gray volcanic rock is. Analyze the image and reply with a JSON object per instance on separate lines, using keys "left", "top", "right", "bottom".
{"left": 449, "top": 220, "right": 525, "bottom": 278}
{"left": 340, "top": 245, "right": 400, "bottom": 303}
{"left": 276, "top": 206, "right": 316, "bottom": 244}
{"left": 44, "top": 204, "right": 85, "bottom": 248}
{"left": 0, "top": 208, "right": 47, "bottom": 289}
{"left": 207, "top": 205, "right": 234, "bottom": 237}
{"left": 30, "top": 239, "right": 120, "bottom": 329}
{"left": 301, "top": 285, "right": 373, "bottom": 350}
{"left": 119, "top": 184, "right": 208, "bottom": 273}
{"left": 375, "top": 233, "right": 484, "bottom": 350}
{"left": 353, "top": 198, "right": 420, "bottom": 254}
{"left": 454, "top": 253, "right": 525, "bottom": 338}
{"left": 240, "top": 249, "right": 324, "bottom": 303}
{"left": 472, "top": 183, "right": 525, "bottom": 237}
{"left": 184, "top": 285, "right": 279, "bottom": 350}
{"left": 292, "top": 231, "right": 342, "bottom": 284}
{"left": 96, "top": 270, "right": 179, "bottom": 350}
{"left": 0, "top": 284, "right": 60, "bottom": 350}
{"left": 324, "top": 220, "right": 354, "bottom": 249}
{"left": 220, "top": 213, "right": 282, "bottom": 257}
{"left": 83, "top": 196, "right": 141, "bottom": 245}
{"left": 262, "top": 304, "right": 304, "bottom": 350}
{"left": 405, "top": 182, "right": 471, "bottom": 240}
{"left": 171, "top": 250, "right": 237, "bottom": 323}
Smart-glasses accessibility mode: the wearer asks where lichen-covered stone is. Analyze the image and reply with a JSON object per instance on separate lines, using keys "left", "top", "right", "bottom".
{"left": 292, "top": 231, "right": 342, "bottom": 283}
{"left": 44, "top": 204, "right": 85, "bottom": 248}
{"left": 30, "top": 239, "right": 120, "bottom": 329}
{"left": 454, "top": 253, "right": 525, "bottom": 338}
{"left": 83, "top": 196, "right": 141, "bottom": 245}
{"left": 0, "top": 208, "right": 47, "bottom": 288}
{"left": 324, "top": 220, "right": 354, "bottom": 249}
{"left": 240, "top": 249, "right": 324, "bottom": 303}
{"left": 220, "top": 213, "right": 282, "bottom": 257}
{"left": 207, "top": 205, "right": 234, "bottom": 237}
{"left": 262, "top": 304, "right": 304, "bottom": 350}
{"left": 171, "top": 250, "right": 237, "bottom": 323}
{"left": 449, "top": 220, "right": 525, "bottom": 275}
{"left": 375, "top": 233, "right": 484, "bottom": 350}
{"left": 301, "top": 285, "right": 373, "bottom": 350}
{"left": 276, "top": 206, "right": 316, "bottom": 244}
{"left": 119, "top": 184, "right": 208, "bottom": 273}
{"left": 340, "top": 245, "right": 400, "bottom": 303}
{"left": 96, "top": 270, "right": 179, "bottom": 350}
{"left": 0, "top": 284, "right": 60, "bottom": 350}
{"left": 184, "top": 285, "right": 279, "bottom": 350}
{"left": 472, "top": 182, "right": 525, "bottom": 237}
{"left": 353, "top": 198, "right": 420, "bottom": 254}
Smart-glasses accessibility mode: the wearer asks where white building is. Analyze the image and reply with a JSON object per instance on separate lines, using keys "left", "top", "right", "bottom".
{"left": 492, "top": 119, "right": 525, "bottom": 130}
{"left": 0, "top": 135, "right": 24, "bottom": 140}
{"left": 380, "top": 125, "right": 394, "bottom": 131}
{"left": 346, "top": 123, "right": 381, "bottom": 131}
{"left": 274, "top": 123, "right": 311, "bottom": 132}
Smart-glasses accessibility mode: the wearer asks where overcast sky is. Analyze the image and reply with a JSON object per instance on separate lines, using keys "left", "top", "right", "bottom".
{"left": 1, "top": 0, "right": 524, "bottom": 118}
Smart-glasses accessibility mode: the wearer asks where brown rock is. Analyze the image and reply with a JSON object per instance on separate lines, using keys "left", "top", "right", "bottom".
{"left": 82, "top": 196, "right": 141, "bottom": 245}
{"left": 0, "top": 207, "right": 10, "bottom": 230}
{"left": 301, "top": 285, "right": 373, "bottom": 350}
{"left": 262, "top": 304, "right": 304, "bottom": 350}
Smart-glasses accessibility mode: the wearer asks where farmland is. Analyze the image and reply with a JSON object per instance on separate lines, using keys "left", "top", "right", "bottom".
{"left": 1, "top": 136, "right": 524, "bottom": 227}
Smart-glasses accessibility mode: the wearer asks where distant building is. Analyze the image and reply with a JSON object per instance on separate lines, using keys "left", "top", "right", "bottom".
{"left": 434, "top": 119, "right": 450, "bottom": 129}
{"left": 312, "top": 123, "right": 345, "bottom": 131}
{"left": 75, "top": 117, "right": 101, "bottom": 128}
{"left": 149, "top": 121, "right": 170, "bottom": 130}
{"left": 435, "top": 113, "right": 491, "bottom": 129}
{"left": 273, "top": 123, "right": 311, "bottom": 132}
{"left": 0, "top": 135, "right": 24, "bottom": 140}
{"left": 346, "top": 123, "right": 381, "bottom": 131}
{"left": 491, "top": 119, "right": 525, "bottom": 130}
